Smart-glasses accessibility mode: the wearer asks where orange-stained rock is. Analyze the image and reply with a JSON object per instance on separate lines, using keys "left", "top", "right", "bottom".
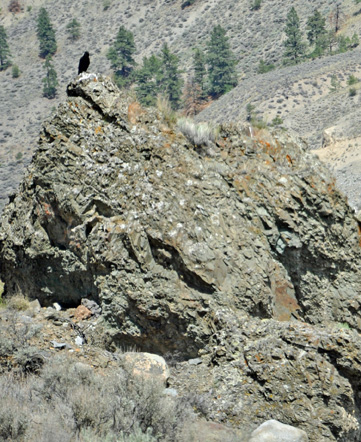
{"left": 74, "top": 305, "right": 92, "bottom": 321}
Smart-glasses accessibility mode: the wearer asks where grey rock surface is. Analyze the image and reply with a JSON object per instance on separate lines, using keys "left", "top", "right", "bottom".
{"left": 249, "top": 419, "right": 308, "bottom": 442}
{"left": 1, "top": 74, "right": 361, "bottom": 440}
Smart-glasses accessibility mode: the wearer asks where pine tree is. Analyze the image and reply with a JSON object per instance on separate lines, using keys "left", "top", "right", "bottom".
{"left": 307, "top": 10, "right": 328, "bottom": 58}
{"left": 193, "top": 47, "right": 207, "bottom": 99}
{"left": 136, "top": 55, "right": 162, "bottom": 106}
{"left": 159, "top": 43, "right": 183, "bottom": 109}
{"left": 42, "top": 55, "right": 58, "bottom": 99}
{"left": 66, "top": 19, "right": 81, "bottom": 41}
{"left": 206, "top": 25, "right": 237, "bottom": 97}
{"left": 36, "top": 8, "right": 57, "bottom": 59}
{"left": 0, "top": 25, "right": 11, "bottom": 71}
{"left": 107, "top": 25, "right": 136, "bottom": 88}
{"left": 307, "top": 10, "right": 327, "bottom": 46}
{"left": 283, "top": 7, "right": 306, "bottom": 65}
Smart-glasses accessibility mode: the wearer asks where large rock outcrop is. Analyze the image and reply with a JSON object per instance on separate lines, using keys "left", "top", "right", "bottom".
{"left": 1, "top": 74, "right": 361, "bottom": 440}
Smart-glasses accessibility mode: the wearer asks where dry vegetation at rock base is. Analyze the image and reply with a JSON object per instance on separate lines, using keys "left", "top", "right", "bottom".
{"left": 0, "top": 303, "right": 196, "bottom": 442}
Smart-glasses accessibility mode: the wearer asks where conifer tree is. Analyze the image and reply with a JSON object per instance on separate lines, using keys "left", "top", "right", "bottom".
{"left": 307, "top": 10, "right": 327, "bottom": 57}
{"left": 42, "top": 55, "right": 58, "bottom": 98}
{"left": 193, "top": 47, "right": 207, "bottom": 100}
{"left": 159, "top": 43, "right": 183, "bottom": 109}
{"left": 136, "top": 55, "right": 162, "bottom": 106}
{"left": 307, "top": 10, "right": 327, "bottom": 45}
{"left": 0, "top": 25, "right": 11, "bottom": 71}
{"left": 107, "top": 25, "right": 136, "bottom": 88}
{"left": 283, "top": 7, "right": 306, "bottom": 65}
{"left": 206, "top": 25, "right": 237, "bottom": 97}
{"left": 36, "top": 8, "right": 57, "bottom": 59}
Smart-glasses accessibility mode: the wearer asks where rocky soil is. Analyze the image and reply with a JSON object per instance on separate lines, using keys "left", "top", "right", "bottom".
{"left": 1, "top": 74, "right": 361, "bottom": 440}
{"left": 1, "top": 0, "right": 361, "bottom": 210}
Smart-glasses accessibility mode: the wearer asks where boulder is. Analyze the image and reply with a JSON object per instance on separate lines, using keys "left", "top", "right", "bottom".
{"left": 123, "top": 352, "right": 170, "bottom": 384}
{"left": 249, "top": 419, "right": 308, "bottom": 442}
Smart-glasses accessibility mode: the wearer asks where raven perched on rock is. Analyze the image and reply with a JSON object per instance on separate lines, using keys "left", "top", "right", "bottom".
{"left": 78, "top": 51, "right": 90, "bottom": 74}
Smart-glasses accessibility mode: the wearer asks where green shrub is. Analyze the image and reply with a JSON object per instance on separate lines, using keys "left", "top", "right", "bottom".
{"left": 337, "top": 322, "right": 351, "bottom": 329}
{"left": 257, "top": 59, "right": 275, "bottom": 74}
{"left": 250, "top": 0, "right": 262, "bottom": 11}
{"left": 66, "top": 19, "right": 81, "bottom": 41}
{"left": 349, "top": 87, "right": 357, "bottom": 97}
{"left": 271, "top": 116, "right": 284, "bottom": 126}
{"left": 347, "top": 74, "right": 358, "bottom": 85}
{"left": 329, "top": 74, "right": 340, "bottom": 93}
{"left": 11, "top": 64, "right": 20, "bottom": 78}
{"left": 103, "top": 0, "right": 111, "bottom": 10}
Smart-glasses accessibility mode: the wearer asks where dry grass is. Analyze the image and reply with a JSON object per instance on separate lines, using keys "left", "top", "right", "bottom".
{"left": 6, "top": 294, "right": 30, "bottom": 311}
{"left": 177, "top": 117, "right": 219, "bottom": 147}
{"left": 0, "top": 352, "right": 194, "bottom": 441}
{"left": 157, "top": 95, "right": 178, "bottom": 127}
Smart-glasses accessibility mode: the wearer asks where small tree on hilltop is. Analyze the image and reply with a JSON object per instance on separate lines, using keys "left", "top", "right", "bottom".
{"left": 283, "top": 7, "right": 306, "bottom": 65}
{"left": 206, "top": 25, "right": 237, "bottom": 97}
{"left": 36, "top": 7, "right": 57, "bottom": 58}
{"left": 42, "top": 55, "right": 58, "bottom": 98}
{"left": 0, "top": 25, "right": 11, "bottom": 70}
{"left": 107, "top": 25, "right": 136, "bottom": 88}
{"left": 66, "top": 19, "right": 81, "bottom": 41}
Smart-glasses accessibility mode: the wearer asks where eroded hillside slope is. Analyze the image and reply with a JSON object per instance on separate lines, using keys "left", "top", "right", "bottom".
{"left": 1, "top": 74, "right": 361, "bottom": 440}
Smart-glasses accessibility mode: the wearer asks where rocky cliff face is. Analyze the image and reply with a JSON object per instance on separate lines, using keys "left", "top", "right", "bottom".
{"left": 1, "top": 74, "right": 361, "bottom": 440}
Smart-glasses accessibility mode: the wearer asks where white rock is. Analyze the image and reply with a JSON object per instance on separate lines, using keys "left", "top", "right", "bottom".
{"left": 249, "top": 420, "right": 308, "bottom": 442}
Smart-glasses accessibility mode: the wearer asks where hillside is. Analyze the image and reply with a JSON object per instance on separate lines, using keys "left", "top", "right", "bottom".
{"left": 1, "top": 0, "right": 361, "bottom": 210}
{"left": 2, "top": 74, "right": 361, "bottom": 440}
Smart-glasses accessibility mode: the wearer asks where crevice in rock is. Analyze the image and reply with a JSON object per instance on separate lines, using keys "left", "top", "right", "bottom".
{"left": 317, "top": 347, "right": 361, "bottom": 441}
{"left": 83, "top": 197, "right": 114, "bottom": 218}
{"left": 108, "top": 298, "right": 201, "bottom": 360}
{"left": 147, "top": 235, "right": 216, "bottom": 295}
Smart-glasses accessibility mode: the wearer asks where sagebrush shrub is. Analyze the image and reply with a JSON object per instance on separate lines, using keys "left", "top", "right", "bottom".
{"left": 0, "top": 355, "right": 194, "bottom": 441}
{"left": 177, "top": 117, "right": 218, "bottom": 147}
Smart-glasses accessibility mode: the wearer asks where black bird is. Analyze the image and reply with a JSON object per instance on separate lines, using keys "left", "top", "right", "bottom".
{"left": 78, "top": 51, "right": 90, "bottom": 75}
